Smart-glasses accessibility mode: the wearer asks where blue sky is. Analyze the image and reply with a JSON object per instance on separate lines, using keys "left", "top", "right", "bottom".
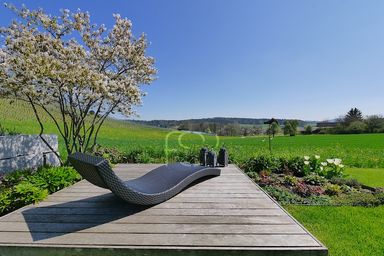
{"left": 1, "top": 1, "right": 384, "bottom": 121}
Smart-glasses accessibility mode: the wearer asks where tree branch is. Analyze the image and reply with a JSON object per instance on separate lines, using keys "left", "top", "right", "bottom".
{"left": 27, "top": 95, "right": 63, "bottom": 165}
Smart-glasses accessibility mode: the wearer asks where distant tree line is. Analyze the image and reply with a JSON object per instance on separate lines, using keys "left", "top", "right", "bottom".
{"left": 177, "top": 119, "right": 304, "bottom": 137}
{"left": 130, "top": 108, "right": 384, "bottom": 136}
{"left": 330, "top": 108, "right": 384, "bottom": 134}
{"left": 131, "top": 117, "right": 311, "bottom": 130}
{"left": 177, "top": 122, "right": 263, "bottom": 136}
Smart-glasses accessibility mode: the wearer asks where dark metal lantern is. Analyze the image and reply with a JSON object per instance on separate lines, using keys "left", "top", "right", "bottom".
{"left": 217, "top": 148, "right": 228, "bottom": 167}
{"left": 206, "top": 151, "right": 217, "bottom": 167}
{"left": 199, "top": 148, "right": 208, "bottom": 166}
{"left": 264, "top": 118, "right": 279, "bottom": 125}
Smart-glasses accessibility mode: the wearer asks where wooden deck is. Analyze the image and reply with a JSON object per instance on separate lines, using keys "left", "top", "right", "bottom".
{"left": 0, "top": 164, "right": 327, "bottom": 255}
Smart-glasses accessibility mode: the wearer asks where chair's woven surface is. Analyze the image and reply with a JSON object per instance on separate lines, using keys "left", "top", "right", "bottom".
{"left": 68, "top": 152, "right": 221, "bottom": 205}
{"left": 68, "top": 153, "right": 108, "bottom": 189}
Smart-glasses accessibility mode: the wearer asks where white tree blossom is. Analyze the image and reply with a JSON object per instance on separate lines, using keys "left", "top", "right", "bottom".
{"left": 0, "top": 4, "right": 157, "bottom": 158}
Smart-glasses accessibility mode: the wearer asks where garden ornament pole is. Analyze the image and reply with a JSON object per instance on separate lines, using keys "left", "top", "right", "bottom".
{"left": 264, "top": 118, "right": 278, "bottom": 154}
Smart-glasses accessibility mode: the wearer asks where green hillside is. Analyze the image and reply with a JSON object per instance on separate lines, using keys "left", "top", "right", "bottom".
{"left": 1, "top": 99, "right": 384, "bottom": 168}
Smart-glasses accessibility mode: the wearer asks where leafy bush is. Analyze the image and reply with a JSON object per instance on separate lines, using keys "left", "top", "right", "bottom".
{"left": 0, "top": 166, "right": 81, "bottom": 216}
{"left": 333, "top": 192, "right": 384, "bottom": 207}
{"left": 303, "top": 195, "right": 331, "bottom": 205}
{"left": 377, "top": 193, "right": 384, "bottom": 204}
{"left": 0, "top": 169, "right": 32, "bottom": 187}
{"left": 91, "top": 145, "right": 125, "bottom": 164}
{"left": 14, "top": 181, "right": 49, "bottom": 205}
{"left": 304, "top": 173, "right": 327, "bottom": 186}
{"left": 325, "top": 184, "right": 342, "bottom": 196}
{"left": 263, "top": 186, "right": 304, "bottom": 205}
{"left": 284, "top": 175, "right": 298, "bottom": 186}
{"left": 257, "top": 171, "right": 275, "bottom": 186}
{"left": 330, "top": 177, "right": 361, "bottom": 189}
{"left": 314, "top": 159, "right": 344, "bottom": 178}
{"left": 294, "top": 182, "right": 325, "bottom": 197}
{"left": 0, "top": 189, "right": 12, "bottom": 213}
{"left": 287, "top": 157, "right": 307, "bottom": 177}
{"left": 26, "top": 166, "right": 81, "bottom": 193}
{"left": 246, "top": 171, "right": 259, "bottom": 181}
{"left": 243, "top": 155, "right": 279, "bottom": 173}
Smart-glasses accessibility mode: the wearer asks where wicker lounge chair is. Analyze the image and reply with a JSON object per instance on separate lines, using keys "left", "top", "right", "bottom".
{"left": 68, "top": 152, "right": 221, "bottom": 205}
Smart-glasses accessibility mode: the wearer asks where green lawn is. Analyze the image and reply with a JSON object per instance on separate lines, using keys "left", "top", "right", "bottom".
{"left": 285, "top": 205, "right": 384, "bottom": 256}
{"left": 345, "top": 168, "right": 384, "bottom": 187}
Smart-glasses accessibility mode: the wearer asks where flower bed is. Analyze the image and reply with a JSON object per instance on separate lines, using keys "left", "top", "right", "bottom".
{"left": 242, "top": 155, "right": 384, "bottom": 206}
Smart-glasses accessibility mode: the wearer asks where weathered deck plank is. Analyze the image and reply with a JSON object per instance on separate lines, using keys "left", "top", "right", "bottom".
{"left": 0, "top": 164, "right": 327, "bottom": 255}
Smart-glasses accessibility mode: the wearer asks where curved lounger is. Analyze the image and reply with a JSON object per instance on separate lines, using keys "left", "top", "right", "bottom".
{"left": 68, "top": 152, "right": 221, "bottom": 205}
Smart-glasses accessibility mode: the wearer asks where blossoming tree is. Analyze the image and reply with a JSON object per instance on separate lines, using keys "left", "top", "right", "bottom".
{"left": 0, "top": 4, "right": 157, "bottom": 161}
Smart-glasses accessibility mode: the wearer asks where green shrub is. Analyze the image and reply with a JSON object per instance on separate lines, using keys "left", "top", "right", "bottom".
{"left": 91, "top": 145, "right": 125, "bottom": 164}
{"left": 287, "top": 157, "right": 307, "bottom": 177}
{"left": 0, "top": 181, "right": 49, "bottom": 216}
{"left": 27, "top": 166, "right": 81, "bottom": 193}
{"left": 246, "top": 172, "right": 259, "bottom": 181}
{"left": 14, "top": 181, "right": 49, "bottom": 205}
{"left": 325, "top": 184, "right": 342, "bottom": 196}
{"left": 330, "top": 177, "right": 361, "bottom": 189}
{"left": 0, "top": 166, "right": 81, "bottom": 216}
{"left": 304, "top": 195, "right": 331, "bottom": 205}
{"left": 318, "top": 159, "right": 345, "bottom": 178}
{"left": 0, "top": 169, "right": 32, "bottom": 187}
{"left": 284, "top": 175, "right": 298, "bottom": 186}
{"left": 377, "top": 193, "right": 384, "bottom": 204}
{"left": 0, "top": 189, "right": 12, "bottom": 213}
{"left": 243, "top": 155, "right": 279, "bottom": 173}
{"left": 304, "top": 173, "right": 327, "bottom": 186}
{"left": 333, "top": 192, "right": 383, "bottom": 207}
{"left": 263, "top": 185, "right": 304, "bottom": 205}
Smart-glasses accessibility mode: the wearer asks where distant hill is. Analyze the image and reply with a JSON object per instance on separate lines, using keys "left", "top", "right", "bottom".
{"left": 129, "top": 117, "right": 317, "bottom": 129}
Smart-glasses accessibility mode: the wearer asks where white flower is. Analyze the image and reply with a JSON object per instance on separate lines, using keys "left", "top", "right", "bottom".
{"left": 304, "top": 156, "right": 310, "bottom": 161}
{"left": 327, "top": 159, "right": 334, "bottom": 164}
{"left": 320, "top": 166, "right": 324, "bottom": 171}
{"left": 339, "top": 164, "right": 344, "bottom": 168}
{"left": 334, "top": 158, "right": 342, "bottom": 165}
{"left": 321, "top": 162, "right": 327, "bottom": 166}
{"left": 315, "top": 155, "right": 320, "bottom": 159}
{"left": 304, "top": 161, "right": 310, "bottom": 165}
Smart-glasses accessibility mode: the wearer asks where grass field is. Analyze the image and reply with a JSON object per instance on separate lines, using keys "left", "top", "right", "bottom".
{"left": 1, "top": 99, "right": 384, "bottom": 168}
{"left": 345, "top": 168, "right": 384, "bottom": 187}
{"left": 286, "top": 205, "right": 384, "bottom": 256}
